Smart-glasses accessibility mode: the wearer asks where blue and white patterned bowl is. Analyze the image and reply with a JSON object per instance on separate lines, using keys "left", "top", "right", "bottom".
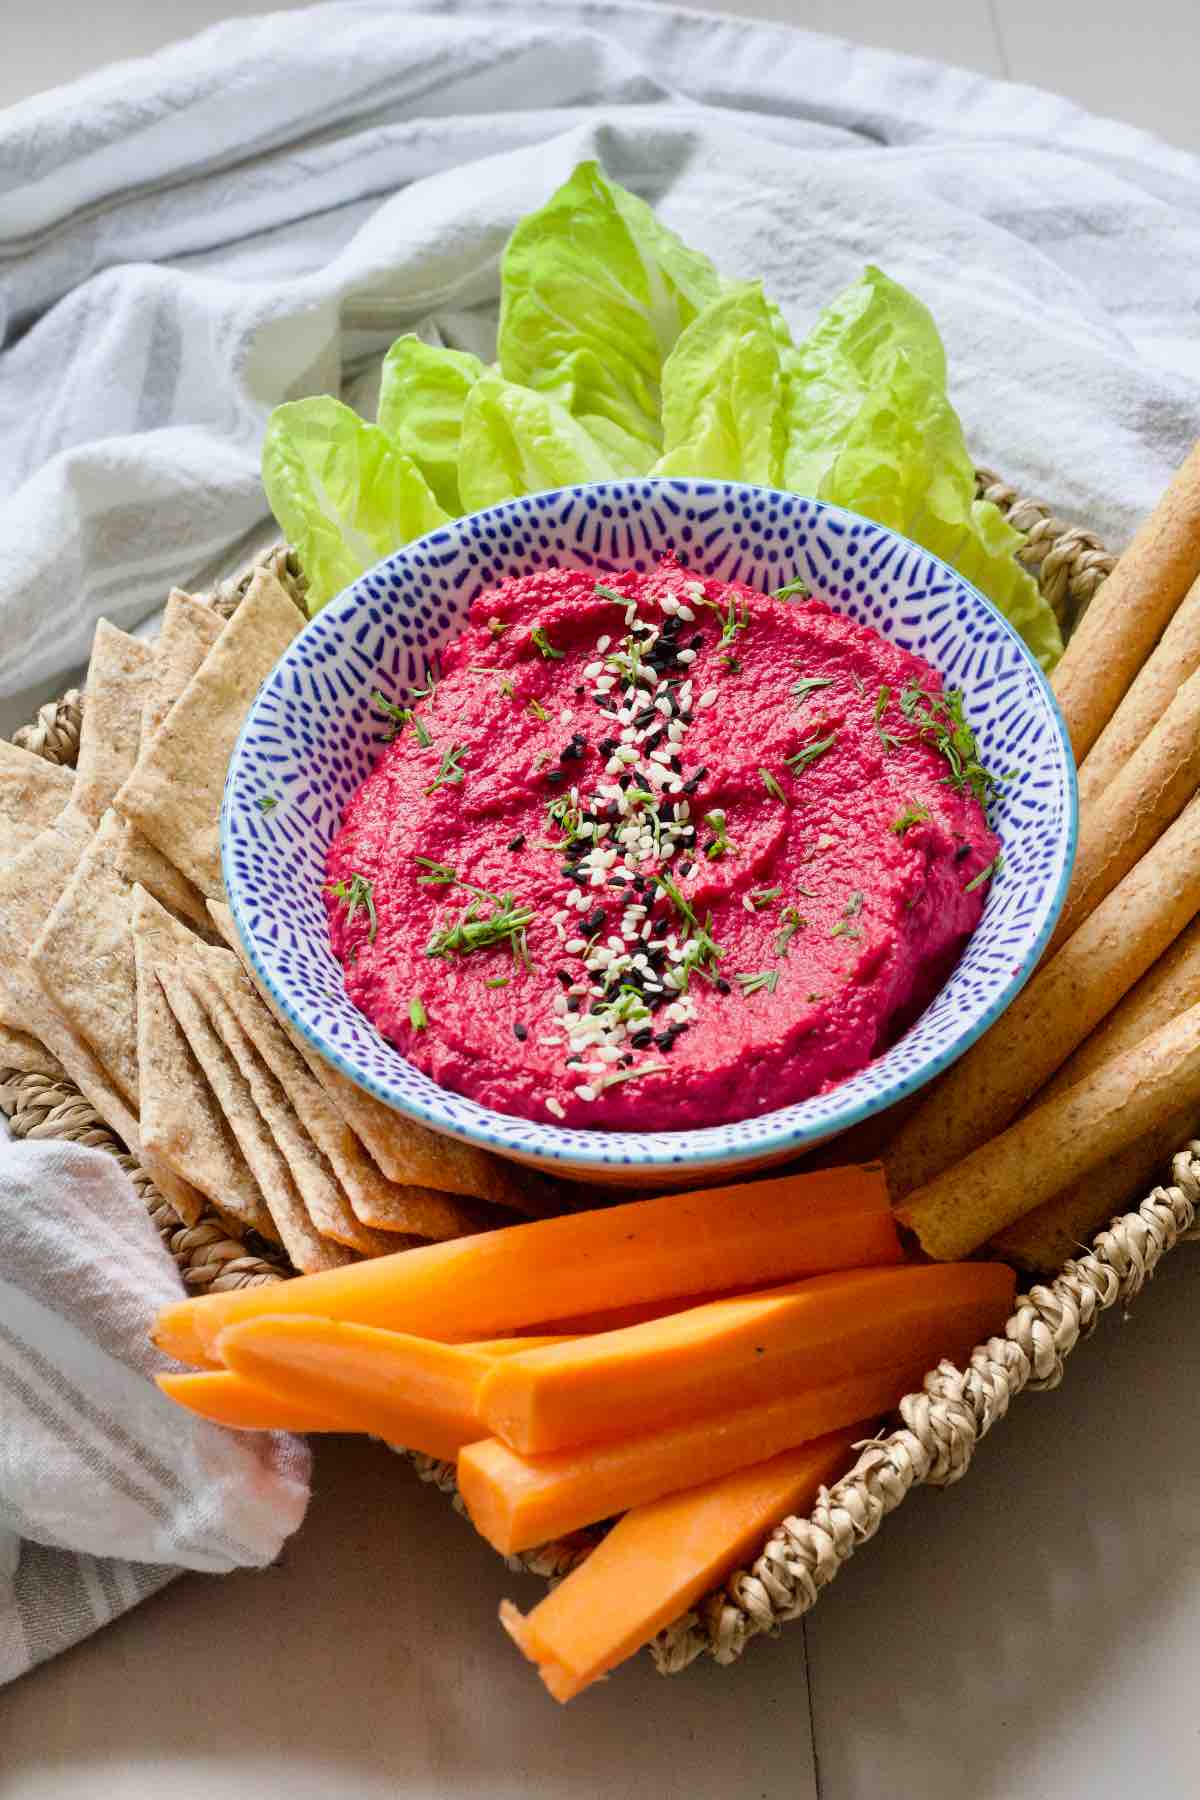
{"left": 222, "top": 480, "right": 1076, "bottom": 1184}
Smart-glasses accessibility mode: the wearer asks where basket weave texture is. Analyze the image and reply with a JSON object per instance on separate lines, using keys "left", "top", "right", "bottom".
{"left": 2, "top": 481, "right": 1196, "bottom": 1675}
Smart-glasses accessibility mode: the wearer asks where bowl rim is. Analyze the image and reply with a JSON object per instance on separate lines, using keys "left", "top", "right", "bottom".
{"left": 222, "top": 478, "right": 1078, "bottom": 1173}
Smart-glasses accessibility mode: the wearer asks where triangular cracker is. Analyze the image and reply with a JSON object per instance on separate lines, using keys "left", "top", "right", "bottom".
{"left": 74, "top": 621, "right": 154, "bottom": 822}
{"left": 141, "top": 590, "right": 223, "bottom": 742}
{"left": 0, "top": 739, "right": 74, "bottom": 835}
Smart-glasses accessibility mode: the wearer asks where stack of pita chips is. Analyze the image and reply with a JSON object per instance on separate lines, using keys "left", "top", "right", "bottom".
{"left": 1, "top": 568, "right": 544, "bottom": 1274}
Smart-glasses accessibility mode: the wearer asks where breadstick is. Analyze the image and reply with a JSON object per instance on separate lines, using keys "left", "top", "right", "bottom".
{"left": 1035, "top": 914, "right": 1200, "bottom": 1104}
{"left": 896, "top": 1000, "right": 1200, "bottom": 1261}
{"left": 1046, "top": 664, "right": 1200, "bottom": 954}
{"left": 989, "top": 1103, "right": 1197, "bottom": 1271}
{"left": 1052, "top": 442, "right": 1200, "bottom": 761}
{"left": 1078, "top": 570, "right": 1200, "bottom": 810}
{"left": 884, "top": 794, "right": 1200, "bottom": 1200}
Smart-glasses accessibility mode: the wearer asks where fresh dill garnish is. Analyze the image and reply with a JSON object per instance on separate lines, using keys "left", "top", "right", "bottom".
{"left": 256, "top": 793, "right": 277, "bottom": 815}
{"left": 851, "top": 673, "right": 866, "bottom": 697}
{"left": 426, "top": 886, "right": 535, "bottom": 963}
{"left": 965, "top": 852, "right": 1004, "bottom": 893}
{"left": 773, "top": 906, "right": 807, "bottom": 955}
{"left": 531, "top": 626, "right": 564, "bottom": 661}
{"left": 527, "top": 697, "right": 549, "bottom": 722}
{"left": 759, "top": 769, "right": 785, "bottom": 803}
{"left": 409, "top": 996, "right": 427, "bottom": 1031}
{"left": 721, "top": 652, "right": 742, "bottom": 674}
{"left": 546, "top": 796, "right": 582, "bottom": 842}
{"left": 792, "top": 676, "right": 834, "bottom": 706}
{"left": 466, "top": 666, "right": 516, "bottom": 701}
{"left": 749, "top": 886, "right": 783, "bottom": 910}
{"left": 899, "top": 683, "right": 1002, "bottom": 809}
{"left": 485, "top": 975, "right": 509, "bottom": 988}
{"left": 773, "top": 576, "right": 812, "bottom": 601}
{"left": 411, "top": 714, "right": 431, "bottom": 748}
{"left": 425, "top": 743, "right": 466, "bottom": 794}
{"left": 785, "top": 732, "right": 837, "bottom": 773}
{"left": 698, "top": 592, "right": 749, "bottom": 647}
{"left": 593, "top": 583, "right": 629, "bottom": 606}
{"left": 844, "top": 889, "right": 863, "bottom": 916}
{"left": 891, "top": 802, "right": 931, "bottom": 836}
{"left": 327, "top": 872, "right": 378, "bottom": 941}
{"left": 590, "top": 1062, "right": 669, "bottom": 1093}
{"left": 735, "top": 969, "right": 779, "bottom": 997}
{"left": 873, "top": 685, "right": 891, "bottom": 722}
{"left": 830, "top": 920, "right": 862, "bottom": 939}
{"left": 411, "top": 668, "right": 437, "bottom": 702}
{"left": 415, "top": 857, "right": 457, "bottom": 885}
{"left": 488, "top": 617, "right": 508, "bottom": 638}
{"left": 703, "top": 808, "right": 734, "bottom": 860}
{"left": 371, "top": 690, "right": 411, "bottom": 741}
{"left": 655, "top": 873, "right": 725, "bottom": 970}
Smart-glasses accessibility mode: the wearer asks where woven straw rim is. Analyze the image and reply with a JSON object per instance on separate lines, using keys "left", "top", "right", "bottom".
{"left": 3, "top": 480, "right": 1195, "bottom": 1676}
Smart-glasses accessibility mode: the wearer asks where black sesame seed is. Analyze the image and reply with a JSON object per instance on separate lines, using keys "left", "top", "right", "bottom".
{"left": 507, "top": 833, "right": 525, "bottom": 851}
{"left": 715, "top": 977, "right": 732, "bottom": 995}
{"left": 619, "top": 1055, "right": 634, "bottom": 1069}
{"left": 574, "top": 684, "right": 585, "bottom": 697}
{"left": 633, "top": 707, "right": 657, "bottom": 727}
{"left": 544, "top": 768, "right": 565, "bottom": 786}
{"left": 559, "top": 741, "right": 585, "bottom": 762}
{"left": 513, "top": 1022, "right": 528, "bottom": 1042}
{"left": 688, "top": 633, "right": 704, "bottom": 650}
{"left": 630, "top": 1028, "right": 654, "bottom": 1048}
{"left": 679, "top": 860, "right": 695, "bottom": 877}
{"left": 566, "top": 996, "right": 581, "bottom": 1013}
{"left": 598, "top": 737, "right": 618, "bottom": 755}
{"left": 656, "top": 1024, "right": 687, "bottom": 1051}
{"left": 679, "top": 709, "right": 694, "bottom": 724}
{"left": 631, "top": 875, "right": 647, "bottom": 892}
{"left": 556, "top": 969, "right": 573, "bottom": 987}
{"left": 582, "top": 908, "right": 607, "bottom": 936}
{"left": 661, "top": 615, "right": 681, "bottom": 637}
{"left": 955, "top": 843, "right": 973, "bottom": 863}
{"left": 609, "top": 876, "right": 628, "bottom": 888}
{"left": 682, "top": 769, "right": 706, "bottom": 795}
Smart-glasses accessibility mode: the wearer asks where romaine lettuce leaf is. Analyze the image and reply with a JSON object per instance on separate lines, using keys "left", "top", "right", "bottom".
{"left": 497, "top": 160, "right": 723, "bottom": 453}
{"left": 261, "top": 396, "right": 449, "bottom": 615}
{"left": 457, "top": 372, "right": 624, "bottom": 511}
{"left": 654, "top": 283, "right": 786, "bottom": 483}
{"left": 377, "top": 337, "right": 485, "bottom": 515}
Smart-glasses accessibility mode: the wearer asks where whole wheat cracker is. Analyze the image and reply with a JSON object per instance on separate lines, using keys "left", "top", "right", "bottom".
{"left": 156, "top": 964, "right": 352, "bottom": 1274}
{"left": 141, "top": 590, "right": 223, "bottom": 743}
{"left": 74, "top": 621, "right": 154, "bottom": 823}
{"left": 0, "top": 739, "right": 74, "bottom": 835}
{"left": 116, "top": 568, "right": 302, "bottom": 898}
{"left": 0, "top": 1023, "right": 65, "bottom": 1079}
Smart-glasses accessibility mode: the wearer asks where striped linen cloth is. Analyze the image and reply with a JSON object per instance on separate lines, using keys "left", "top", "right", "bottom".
{"left": 0, "top": 1140, "right": 310, "bottom": 1687}
{"left": 2, "top": 0, "right": 1200, "bottom": 715}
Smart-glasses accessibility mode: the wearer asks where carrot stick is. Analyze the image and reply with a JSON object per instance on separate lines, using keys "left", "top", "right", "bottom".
{"left": 883, "top": 794, "right": 1200, "bottom": 1201}
{"left": 1052, "top": 442, "right": 1200, "bottom": 760}
{"left": 1079, "top": 569, "right": 1200, "bottom": 809}
{"left": 500, "top": 1430, "right": 862, "bottom": 1702}
{"left": 218, "top": 1316, "right": 495, "bottom": 1460}
{"left": 988, "top": 1103, "right": 1198, "bottom": 1272}
{"left": 462, "top": 1359, "right": 939, "bottom": 1553}
{"left": 477, "top": 1264, "right": 1015, "bottom": 1455}
{"left": 1046, "top": 664, "right": 1200, "bottom": 954}
{"left": 151, "top": 1164, "right": 899, "bottom": 1368}
{"left": 1034, "top": 915, "right": 1200, "bottom": 1104}
{"left": 896, "top": 998, "right": 1200, "bottom": 1260}
{"left": 156, "top": 1371, "right": 349, "bottom": 1433}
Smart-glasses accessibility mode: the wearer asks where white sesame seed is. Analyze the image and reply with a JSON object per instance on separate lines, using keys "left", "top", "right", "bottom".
{"left": 668, "top": 721, "right": 685, "bottom": 743}
{"left": 595, "top": 674, "right": 615, "bottom": 691}
{"left": 660, "top": 594, "right": 679, "bottom": 615}
{"left": 605, "top": 757, "right": 622, "bottom": 776}
{"left": 577, "top": 1085, "right": 597, "bottom": 1102}
{"left": 596, "top": 635, "right": 611, "bottom": 652}
{"left": 677, "top": 648, "right": 697, "bottom": 664}
{"left": 584, "top": 661, "right": 604, "bottom": 678}
{"left": 677, "top": 604, "right": 695, "bottom": 622}
{"left": 546, "top": 1097, "right": 566, "bottom": 1119}
{"left": 654, "top": 695, "right": 673, "bottom": 717}
{"left": 560, "top": 707, "right": 574, "bottom": 724}
{"left": 650, "top": 748, "right": 673, "bottom": 767}
{"left": 596, "top": 1046, "right": 622, "bottom": 1063}
{"left": 565, "top": 937, "right": 586, "bottom": 953}
{"left": 697, "top": 688, "right": 718, "bottom": 709}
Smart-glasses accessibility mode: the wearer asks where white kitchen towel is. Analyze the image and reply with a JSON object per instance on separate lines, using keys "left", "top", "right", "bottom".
{"left": 2, "top": 0, "right": 1200, "bottom": 713}
{"left": 0, "top": 1139, "right": 311, "bottom": 1686}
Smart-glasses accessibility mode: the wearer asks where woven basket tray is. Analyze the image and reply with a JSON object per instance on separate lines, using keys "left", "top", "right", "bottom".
{"left": 3, "top": 480, "right": 1197, "bottom": 1679}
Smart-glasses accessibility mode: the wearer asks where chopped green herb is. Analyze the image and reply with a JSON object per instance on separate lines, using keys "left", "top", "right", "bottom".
{"left": 873, "top": 685, "right": 891, "bottom": 722}
{"left": 851, "top": 673, "right": 866, "bottom": 697}
{"left": 327, "top": 872, "right": 378, "bottom": 941}
{"left": 590, "top": 1062, "right": 669, "bottom": 1093}
{"left": 409, "top": 996, "right": 428, "bottom": 1031}
{"left": 411, "top": 668, "right": 437, "bottom": 702}
{"left": 425, "top": 743, "right": 466, "bottom": 794}
{"left": 485, "top": 975, "right": 510, "bottom": 989}
{"left": 488, "top": 616, "right": 508, "bottom": 638}
{"left": 531, "top": 626, "right": 564, "bottom": 661}
{"left": 774, "top": 906, "right": 807, "bottom": 955}
{"left": 899, "top": 683, "right": 1002, "bottom": 809}
{"left": 411, "top": 714, "right": 431, "bottom": 748}
{"left": 806, "top": 991, "right": 824, "bottom": 1003}
{"left": 256, "top": 793, "right": 277, "bottom": 816}
{"left": 759, "top": 768, "right": 785, "bottom": 803}
{"left": 546, "top": 796, "right": 582, "bottom": 842}
{"left": 965, "top": 852, "right": 1004, "bottom": 893}
{"left": 371, "top": 690, "right": 411, "bottom": 741}
{"left": 527, "top": 697, "right": 549, "bottom": 722}
{"left": 785, "top": 732, "right": 837, "bottom": 773}
{"left": 844, "top": 889, "right": 863, "bottom": 917}
{"left": 749, "top": 886, "right": 783, "bottom": 910}
{"left": 773, "top": 576, "right": 812, "bottom": 601}
{"left": 426, "top": 888, "right": 534, "bottom": 963}
{"left": 698, "top": 592, "right": 749, "bottom": 647}
{"left": 792, "top": 676, "right": 834, "bottom": 706}
{"left": 466, "top": 665, "right": 516, "bottom": 701}
{"left": 891, "top": 802, "right": 931, "bottom": 836}
{"left": 830, "top": 920, "right": 861, "bottom": 939}
{"left": 703, "top": 808, "right": 735, "bottom": 860}
{"left": 593, "top": 583, "right": 629, "bottom": 606}
{"left": 735, "top": 969, "right": 779, "bottom": 997}
{"left": 655, "top": 874, "right": 725, "bottom": 970}
{"left": 415, "top": 857, "right": 457, "bottom": 886}
{"left": 720, "top": 653, "right": 742, "bottom": 674}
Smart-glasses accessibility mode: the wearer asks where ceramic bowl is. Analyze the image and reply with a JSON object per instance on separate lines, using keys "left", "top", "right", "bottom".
{"left": 221, "top": 479, "right": 1076, "bottom": 1183}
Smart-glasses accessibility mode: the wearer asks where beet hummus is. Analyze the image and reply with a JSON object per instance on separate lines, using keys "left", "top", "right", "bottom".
{"left": 325, "top": 558, "right": 1001, "bottom": 1131}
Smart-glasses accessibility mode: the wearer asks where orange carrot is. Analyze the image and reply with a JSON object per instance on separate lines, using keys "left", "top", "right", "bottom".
{"left": 218, "top": 1316, "right": 495, "bottom": 1461}
{"left": 478, "top": 1263, "right": 1015, "bottom": 1455}
{"left": 156, "top": 1371, "right": 349, "bottom": 1434}
{"left": 500, "top": 1429, "right": 861, "bottom": 1702}
{"left": 461, "top": 1360, "right": 934, "bottom": 1553}
{"left": 151, "top": 1164, "right": 898, "bottom": 1368}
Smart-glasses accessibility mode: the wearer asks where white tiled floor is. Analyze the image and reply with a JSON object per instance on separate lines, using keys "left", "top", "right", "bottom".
{"left": 2, "top": 5, "right": 1199, "bottom": 1797}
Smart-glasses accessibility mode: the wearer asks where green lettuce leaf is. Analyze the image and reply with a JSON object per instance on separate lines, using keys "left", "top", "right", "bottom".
{"left": 497, "top": 160, "right": 724, "bottom": 452}
{"left": 457, "top": 372, "right": 627, "bottom": 511}
{"left": 376, "top": 337, "right": 485, "bottom": 514}
{"left": 261, "top": 396, "right": 449, "bottom": 615}
{"left": 654, "top": 283, "right": 786, "bottom": 483}
{"left": 816, "top": 350, "right": 1063, "bottom": 668}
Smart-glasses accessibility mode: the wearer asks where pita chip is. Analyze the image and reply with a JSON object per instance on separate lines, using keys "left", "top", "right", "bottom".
{"left": 0, "top": 1023, "right": 64, "bottom": 1079}
{"left": 200, "top": 944, "right": 489, "bottom": 1242}
{"left": 156, "top": 964, "right": 352, "bottom": 1274}
{"left": 116, "top": 567, "right": 302, "bottom": 898}
{"left": 131, "top": 888, "right": 277, "bottom": 1241}
{"left": 0, "top": 739, "right": 75, "bottom": 836}
{"left": 74, "top": 621, "right": 154, "bottom": 822}
{"left": 184, "top": 959, "right": 398, "bottom": 1257}
{"left": 141, "top": 590, "right": 223, "bottom": 742}
{"left": 204, "top": 900, "right": 545, "bottom": 1215}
